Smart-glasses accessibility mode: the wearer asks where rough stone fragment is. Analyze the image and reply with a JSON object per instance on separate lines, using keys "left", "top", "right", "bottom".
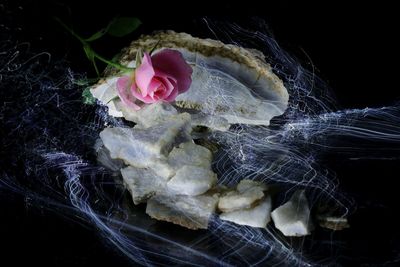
{"left": 99, "top": 113, "right": 191, "bottom": 178}
{"left": 121, "top": 166, "right": 167, "bottom": 204}
{"left": 218, "top": 179, "right": 267, "bottom": 212}
{"left": 220, "top": 196, "right": 272, "bottom": 228}
{"left": 271, "top": 190, "right": 313, "bottom": 237}
{"left": 94, "top": 138, "right": 124, "bottom": 173}
{"left": 167, "top": 141, "right": 213, "bottom": 171}
{"left": 167, "top": 166, "right": 217, "bottom": 196}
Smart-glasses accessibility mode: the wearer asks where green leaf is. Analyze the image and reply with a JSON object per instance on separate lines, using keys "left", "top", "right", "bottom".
{"left": 107, "top": 17, "right": 141, "bottom": 37}
{"left": 74, "top": 77, "right": 100, "bottom": 86}
{"left": 85, "top": 28, "right": 108, "bottom": 42}
{"left": 82, "top": 87, "right": 96, "bottom": 105}
{"left": 83, "top": 45, "right": 100, "bottom": 76}
{"left": 83, "top": 44, "right": 95, "bottom": 61}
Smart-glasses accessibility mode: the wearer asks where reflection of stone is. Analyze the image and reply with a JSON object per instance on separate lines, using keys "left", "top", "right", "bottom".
{"left": 271, "top": 190, "right": 313, "bottom": 237}
{"left": 121, "top": 166, "right": 167, "bottom": 205}
{"left": 317, "top": 215, "right": 349, "bottom": 231}
{"left": 146, "top": 193, "right": 219, "bottom": 230}
{"left": 218, "top": 179, "right": 267, "bottom": 212}
{"left": 220, "top": 196, "right": 272, "bottom": 228}
{"left": 167, "top": 166, "right": 217, "bottom": 196}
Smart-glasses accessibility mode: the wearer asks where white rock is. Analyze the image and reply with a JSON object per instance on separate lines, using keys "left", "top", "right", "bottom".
{"left": 121, "top": 166, "right": 167, "bottom": 204}
{"left": 271, "top": 190, "right": 313, "bottom": 237}
{"left": 218, "top": 179, "right": 267, "bottom": 212}
{"left": 168, "top": 141, "right": 213, "bottom": 171}
{"left": 190, "top": 113, "right": 230, "bottom": 131}
{"left": 220, "top": 196, "right": 272, "bottom": 228}
{"left": 99, "top": 113, "right": 191, "bottom": 179}
{"left": 115, "top": 101, "right": 179, "bottom": 129}
{"left": 90, "top": 77, "right": 123, "bottom": 117}
{"left": 94, "top": 138, "right": 124, "bottom": 172}
{"left": 167, "top": 166, "right": 217, "bottom": 196}
{"left": 236, "top": 179, "right": 268, "bottom": 193}
{"left": 111, "top": 31, "right": 288, "bottom": 128}
{"left": 146, "top": 193, "right": 219, "bottom": 230}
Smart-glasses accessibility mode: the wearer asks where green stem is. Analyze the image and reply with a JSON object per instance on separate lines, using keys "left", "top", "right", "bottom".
{"left": 54, "top": 17, "right": 134, "bottom": 73}
{"left": 93, "top": 52, "right": 133, "bottom": 72}
{"left": 54, "top": 17, "right": 86, "bottom": 44}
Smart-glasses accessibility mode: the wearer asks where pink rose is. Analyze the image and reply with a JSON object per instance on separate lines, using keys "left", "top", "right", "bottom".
{"left": 116, "top": 49, "right": 192, "bottom": 110}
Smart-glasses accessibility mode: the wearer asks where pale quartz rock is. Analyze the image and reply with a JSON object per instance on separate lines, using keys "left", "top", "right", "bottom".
{"left": 218, "top": 179, "right": 267, "bottom": 212}
{"left": 89, "top": 77, "right": 123, "bottom": 117}
{"left": 236, "top": 179, "right": 268, "bottom": 193}
{"left": 167, "top": 141, "right": 213, "bottom": 171}
{"left": 146, "top": 193, "right": 219, "bottom": 230}
{"left": 108, "top": 31, "right": 289, "bottom": 128}
{"left": 190, "top": 113, "right": 230, "bottom": 132}
{"left": 115, "top": 101, "right": 179, "bottom": 129}
{"left": 94, "top": 138, "right": 124, "bottom": 173}
{"left": 99, "top": 113, "right": 191, "bottom": 179}
{"left": 220, "top": 196, "right": 272, "bottom": 228}
{"left": 271, "top": 190, "right": 313, "bottom": 237}
{"left": 121, "top": 166, "right": 167, "bottom": 204}
{"left": 167, "top": 165, "right": 217, "bottom": 196}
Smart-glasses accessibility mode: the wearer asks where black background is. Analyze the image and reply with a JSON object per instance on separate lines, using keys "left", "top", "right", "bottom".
{"left": 1, "top": 1, "right": 400, "bottom": 266}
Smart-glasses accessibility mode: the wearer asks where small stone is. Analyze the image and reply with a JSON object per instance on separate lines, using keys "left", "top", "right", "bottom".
{"left": 220, "top": 196, "right": 272, "bottom": 228}
{"left": 271, "top": 190, "right": 313, "bottom": 237}
{"left": 168, "top": 141, "right": 213, "bottom": 171}
{"left": 167, "top": 165, "right": 217, "bottom": 196}
{"left": 218, "top": 179, "right": 267, "bottom": 212}
{"left": 236, "top": 179, "right": 268, "bottom": 193}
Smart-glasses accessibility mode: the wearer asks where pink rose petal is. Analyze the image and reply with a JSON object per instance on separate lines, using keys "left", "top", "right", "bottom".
{"left": 130, "top": 84, "right": 156, "bottom": 103}
{"left": 163, "top": 86, "right": 179, "bottom": 102}
{"left": 116, "top": 76, "right": 141, "bottom": 111}
{"left": 135, "top": 53, "right": 155, "bottom": 97}
{"left": 117, "top": 49, "right": 192, "bottom": 109}
{"left": 151, "top": 49, "right": 193, "bottom": 94}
